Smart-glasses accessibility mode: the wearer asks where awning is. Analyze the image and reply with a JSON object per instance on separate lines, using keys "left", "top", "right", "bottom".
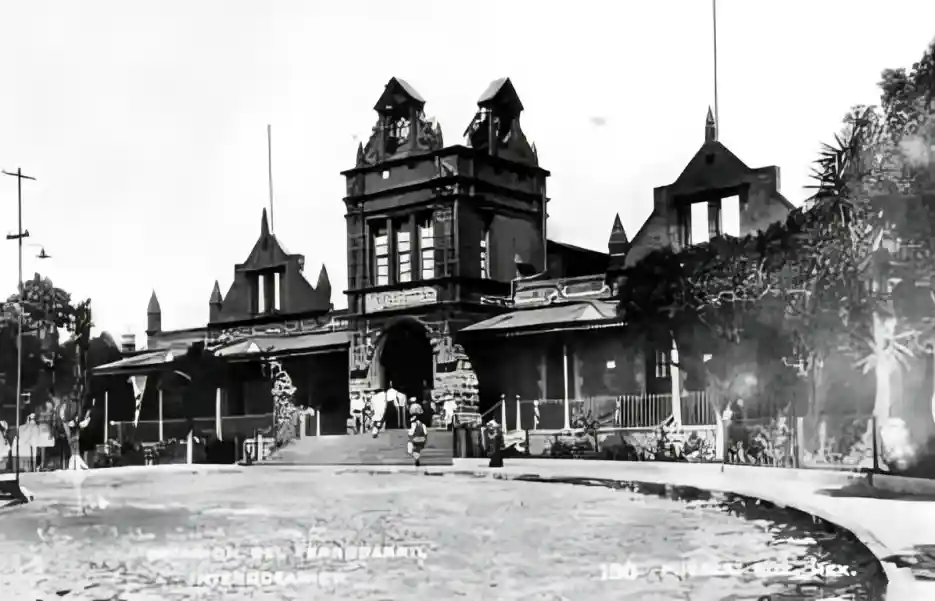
{"left": 459, "top": 301, "right": 622, "bottom": 338}
{"left": 218, "top": 331, "right": 349, "bottom": 360}
{"left": 93, "top": 331, "right": 350, "bottom": 376}
{"left": 93, "top": 348, "right": 183, "bottom": 376}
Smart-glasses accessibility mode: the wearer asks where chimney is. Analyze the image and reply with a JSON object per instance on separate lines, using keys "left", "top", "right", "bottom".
{"left": 120, "top": 333, "right": 137, "bottom": 353}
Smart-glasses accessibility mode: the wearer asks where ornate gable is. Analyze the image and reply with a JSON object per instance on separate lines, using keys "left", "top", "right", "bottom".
{"left": 210, "top": 209, "right": 333, "bottom": 324}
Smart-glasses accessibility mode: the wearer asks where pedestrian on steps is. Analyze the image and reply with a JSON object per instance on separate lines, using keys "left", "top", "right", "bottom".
{"left": 407, "top": 403, "right": 427, "bottom": 467}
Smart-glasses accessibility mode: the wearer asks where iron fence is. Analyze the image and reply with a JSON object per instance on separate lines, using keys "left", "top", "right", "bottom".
{"left": 108, "top": 414, "right": 274, "bottom": 444}
{"left": 503, "top": 392, "right": 715, "bottom": 431}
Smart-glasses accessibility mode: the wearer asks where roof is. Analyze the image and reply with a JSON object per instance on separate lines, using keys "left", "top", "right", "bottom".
{"left": 477, "top": 77, "right": 524, "bottom": 114}
{"left": 460, "top": 301, "right": 620, "bottom": 337}
{"left": 217, "top": 331, "right": 349, "bottom": 359}
{"left": 373, "top": 77, "right": 426, "bottom": 112}
{"left": 93, "top": 349, "right": 180, "bottom": 375}
{"left": 93, "top": 331, "right": 350, "bottom": 375}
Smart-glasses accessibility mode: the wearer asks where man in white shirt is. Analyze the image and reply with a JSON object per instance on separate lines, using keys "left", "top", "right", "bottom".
{"left": 443, "top": 395, "right": 457, "bottom": 430}
{"left": 370, "top": 383, "right": 404, "bottom": 438}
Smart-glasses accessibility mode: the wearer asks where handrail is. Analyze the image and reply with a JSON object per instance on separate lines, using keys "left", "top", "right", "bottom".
{"left": 480, "top": 399, "right": 503, "bottom": 423}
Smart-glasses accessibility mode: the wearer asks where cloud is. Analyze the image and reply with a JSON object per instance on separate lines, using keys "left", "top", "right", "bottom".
{"left": 590, "top": 116, "right": 608, "bottom": 127}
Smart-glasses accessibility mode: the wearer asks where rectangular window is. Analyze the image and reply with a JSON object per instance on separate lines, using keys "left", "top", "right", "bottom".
{"left": 690, "top": 201, "right": 709, "bottom": 245}
{"left": 722, "top": 195, "right": 740, "bottom": 237}
{"left": 420, "top": 217, "right": 435, "bottom": 280}
{"left": 480, "top": 227, "right": 491, "bottom": 279}
{"left": 273, "top": 272, "right": 281, "bottom": 311}
{"left": 257, "top": 274, "right": 266, "bottom": 313}
{"left": 397, "top": 225, "right": 412, "bottom": 283}
{"left": 655, "top": 350, "right": 670, "bottom": 379}
{"left": 373, "top": 226, "right": 389, "bottom": 286}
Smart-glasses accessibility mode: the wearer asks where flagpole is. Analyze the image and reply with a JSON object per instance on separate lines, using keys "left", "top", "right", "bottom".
{"left": 712, "top": 0, "right": 719, "bottom": 140}
{"left": 267, "top": 124, "right": 275, "bottom": 234}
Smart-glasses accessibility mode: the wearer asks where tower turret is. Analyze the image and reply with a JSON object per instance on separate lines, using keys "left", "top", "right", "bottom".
{"left": 209, "top": 280, "right": 223, "bottom": 323}
{"left": 464, "top": 77, "right": 536, "bottom": 165}
{"left": 608, "top": 213, "right": 629, "bottom": 255}
{"left": 705, "top": 106, "right": 717, "bottom": 143}
{"left": 146, "top": 291, "right": 162, "bottom": 336}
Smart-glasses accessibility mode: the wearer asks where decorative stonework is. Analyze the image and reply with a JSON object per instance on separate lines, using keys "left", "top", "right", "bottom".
{"left": 347, "top": 318, "right": 480, "bottom": 419}
{"left": 209, "top": 316, "right": 348, "bottom": 343}
{"left": 268, "top": 360, "right": 299, "bottom": 447}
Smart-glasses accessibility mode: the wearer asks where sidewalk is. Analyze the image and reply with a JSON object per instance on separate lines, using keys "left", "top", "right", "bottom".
{"left": 433, "top": 459, "right": 935, "bottom": 600}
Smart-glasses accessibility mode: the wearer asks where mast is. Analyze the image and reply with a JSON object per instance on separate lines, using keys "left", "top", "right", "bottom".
{"left": 267, "top": 124, "right": 275, "bottom": 234}
{"left": 712, "top": 0, "right": 720, "bottom": 140}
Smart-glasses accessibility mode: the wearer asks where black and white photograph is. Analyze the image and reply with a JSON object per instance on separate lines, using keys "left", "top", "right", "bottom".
{"left": 2, "top": 1, "right": 935, "bottom": 599}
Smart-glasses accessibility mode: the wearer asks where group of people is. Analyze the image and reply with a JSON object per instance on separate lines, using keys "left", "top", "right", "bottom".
{"left": 350, "top": 385, "right": 430, "bottom": 467}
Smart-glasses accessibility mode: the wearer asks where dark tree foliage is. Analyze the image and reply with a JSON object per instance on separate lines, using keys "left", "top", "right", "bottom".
{"left": 615, "top": 37, "right": 935, "bottom": 425}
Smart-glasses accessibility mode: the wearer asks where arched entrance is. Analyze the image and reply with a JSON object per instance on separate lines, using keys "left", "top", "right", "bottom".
{"left": 368, "top": 317, "right": 434, "bottom": 429}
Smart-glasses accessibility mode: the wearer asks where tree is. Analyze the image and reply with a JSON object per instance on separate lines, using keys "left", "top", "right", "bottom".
{"left": 0, "top": 275, "right": 81, "bottom": 413}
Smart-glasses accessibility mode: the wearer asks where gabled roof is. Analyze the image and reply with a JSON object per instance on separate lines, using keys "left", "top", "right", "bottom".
{"left": 373, "top": 77, "right": 426, "bottom": 112}
{"left": 477, "top": 77, "right": 524, "bottom": 114}
{"left": 673, "top": 140, "right": 752, "bottom": 190}
{"left": 240, "top": 208, "right": 295, "bottom": 270}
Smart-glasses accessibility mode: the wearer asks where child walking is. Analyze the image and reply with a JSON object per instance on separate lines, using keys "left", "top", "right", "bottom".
{"left": 407, "top": 403, "right": 427, "bottom": 467}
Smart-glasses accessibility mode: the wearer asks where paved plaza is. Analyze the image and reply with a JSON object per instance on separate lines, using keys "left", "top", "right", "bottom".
{"left": 1, "top": 462, "right": 918, "bottom": 600}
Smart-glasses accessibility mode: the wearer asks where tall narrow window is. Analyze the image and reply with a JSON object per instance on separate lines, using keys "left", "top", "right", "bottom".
{"left": 690, "top": 202, "right": 709, "bottom": 245}
{"left": 655, "top": 350, "right": 670, "bottom": 379}
{"left": 373, "top": 225, "right": 389, "bottom": 286}
{"left": 257, "top": 274, "right": 266, "bottom": 313}
{"left": 420, "top": 216, "right": 435, "bottom": 280}
{"left": 396, "top": 223, "right": 412, "bottom": 283}
{"left": 273, "top": 272, "right": 281, "bottom": 311}
{"left": 480, "top": 226, "right": 491, "bottom": 279}
{"left": 708, "top": 199, "right": 722, "bottom": 240}
{"left": 722, "top": 195, "right": 741, "bottom": 237}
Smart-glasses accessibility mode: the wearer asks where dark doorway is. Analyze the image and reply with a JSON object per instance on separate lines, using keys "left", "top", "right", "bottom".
{"left": 371, "top": 318, "right": 434, "bottom": 429}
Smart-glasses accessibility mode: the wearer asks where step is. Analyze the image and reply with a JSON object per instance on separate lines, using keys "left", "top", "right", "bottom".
{"left": 268, "top": 431, "right": 454, "bottom": 466}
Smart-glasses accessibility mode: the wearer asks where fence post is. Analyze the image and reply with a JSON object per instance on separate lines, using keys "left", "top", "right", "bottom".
{"left": 515, "top": 395, "right": 521, "bottom": 432}
{"left": 500, "top": 394, "right": 507, "bottom": 429}
{"left": 795, "top": 417, "right": 805, "bottom": 469}
{"left": 720, "top": 414, "right": 730, "bottom": 472}
{"left": 870, "top": 415, "right": 879, "bottom": 484}
{"left": 158, "top": 389, "right": 164, "bottom": 442}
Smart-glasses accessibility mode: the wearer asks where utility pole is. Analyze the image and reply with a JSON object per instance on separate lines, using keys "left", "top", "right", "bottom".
{"left": 4, "top": 167, "right": 35, "bottom": 486}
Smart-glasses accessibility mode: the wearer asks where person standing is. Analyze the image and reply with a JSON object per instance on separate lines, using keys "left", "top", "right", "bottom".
{"left": 443, "top": 395, "right": 458, "bottom": 431}
{"left": 407, "top": 403, "right": 427, "bottom": 467}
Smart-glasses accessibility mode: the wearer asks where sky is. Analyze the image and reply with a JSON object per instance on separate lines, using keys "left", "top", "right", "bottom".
{"left": 2, "top": 0, "right": 934, "bottom": 343}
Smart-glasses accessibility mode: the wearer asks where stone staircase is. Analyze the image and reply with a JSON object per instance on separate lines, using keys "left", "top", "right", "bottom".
{"left": 267, "top": 429, "right": 454, "bottom": 466}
